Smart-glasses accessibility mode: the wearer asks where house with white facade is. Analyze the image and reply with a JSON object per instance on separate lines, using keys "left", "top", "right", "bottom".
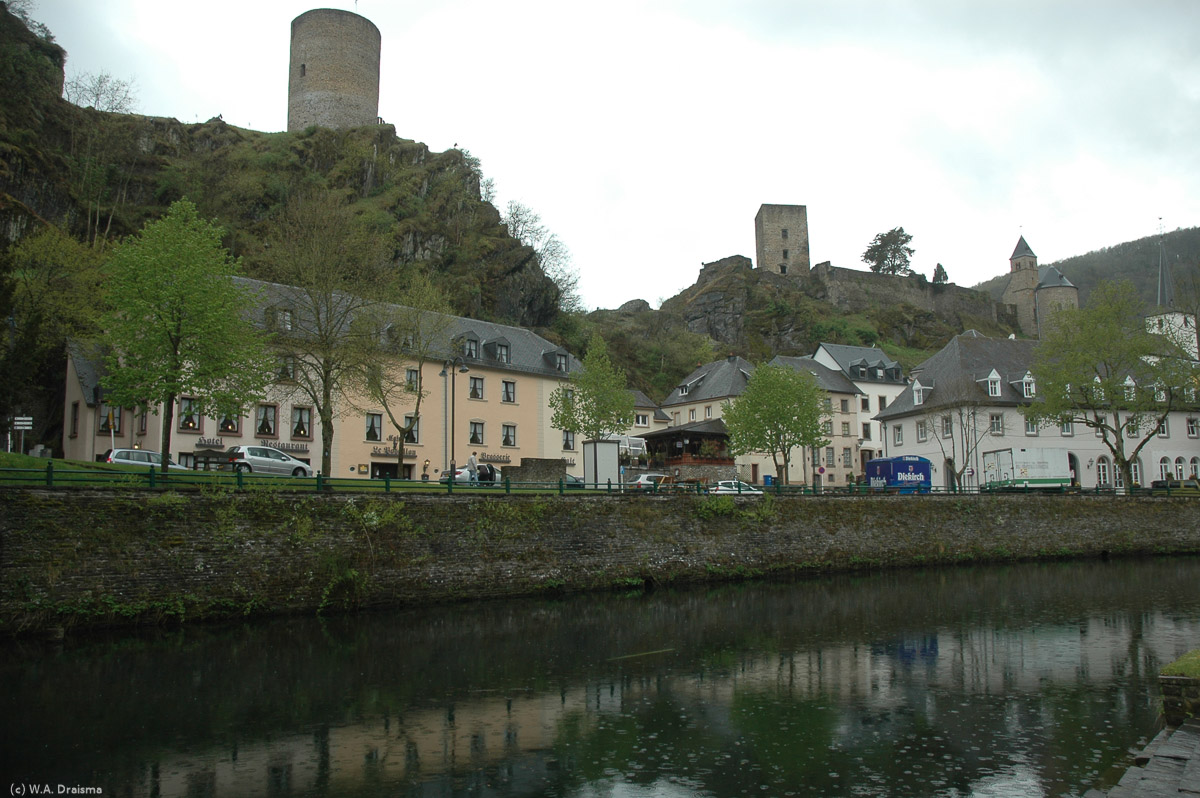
{"left": 811, "top": 342, "right": 908, "bottom": 471}
{"left": 874, "top": 331, "right": 1200, "bottom": 491}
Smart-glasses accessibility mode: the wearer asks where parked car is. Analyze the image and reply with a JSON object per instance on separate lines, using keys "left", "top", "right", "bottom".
{"left": 438, "top": 463, "right": 498, "bottom": 485}
{"left": 708, "top": 480, "right": 763, "bottom": 495}
{"left": 224, "top": 445, "right": 313, "bottom": 476}
{"left": 627, "top": 473, "right": 669, "bottom": 491}
{"left": 1150, "top": 478, "right": 1200, "bottom": 497}
{"left": 103, "top": 448, "right": 188, "bottom": 471}
{"left": 562, "top": 473, "right": 586, "bottom": 489}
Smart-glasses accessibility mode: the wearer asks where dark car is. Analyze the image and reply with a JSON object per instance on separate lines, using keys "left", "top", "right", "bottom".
{"left": 1150, "top": 478, "right": 1200, "bottom": 497}
{"left": 103, "top": 448, "right": 188, "bottom": 471}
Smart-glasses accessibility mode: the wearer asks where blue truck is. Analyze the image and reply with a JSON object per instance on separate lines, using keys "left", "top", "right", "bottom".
{"left": 865, "top": 455, "right": 932, "bottom": 493}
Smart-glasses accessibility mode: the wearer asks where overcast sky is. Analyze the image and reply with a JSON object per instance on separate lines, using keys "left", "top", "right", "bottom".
{"left": 30, "top": 0, "right": 1200, "bottom": 311}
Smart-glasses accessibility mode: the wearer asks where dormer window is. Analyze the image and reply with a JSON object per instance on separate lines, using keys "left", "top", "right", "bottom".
{"left": 1022, "top": 372, "right": 1036, "bottom": 399}
{"left": 1124, "top": 377, "right": 1137, "bottom": 402}
{"left": 983, "top": 369, "right": 1001, "bottom": 397}
{"left": 464, "top": 338, "right": 479, "bottom": 358}
{"left": 679, "top": 384, "right": 689, "bottom": 396}
{"left": 555, "top": 353, "right": 568, "bottom": 372}
{"left": 496, "top": 343, "right": 510, "bottom": 364}
{"left": 912, "top": 381, "right": 927, "bottom": 406}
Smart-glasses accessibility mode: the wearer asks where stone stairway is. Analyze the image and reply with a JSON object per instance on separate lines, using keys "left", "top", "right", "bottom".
{"left": 1086, "top": 719, "right": 1200, "bottom": 797}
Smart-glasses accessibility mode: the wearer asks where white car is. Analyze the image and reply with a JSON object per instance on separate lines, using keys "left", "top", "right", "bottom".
{"left": 708, "top": 480, "right": 763, "bottom": 495}
{"left": 224, "top": 445, "right": 313, "bottom": 476}
{"left": 627, "top": 473, "right": 669, "bottom": 491}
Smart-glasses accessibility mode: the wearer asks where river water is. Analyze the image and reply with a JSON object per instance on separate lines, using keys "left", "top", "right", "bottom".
{"left": 3, "top": 558, "right": 1199, "bottom": 798}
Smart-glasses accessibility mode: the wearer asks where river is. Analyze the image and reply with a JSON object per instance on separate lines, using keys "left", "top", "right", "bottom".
{"left": 2, "top": 557, "right": 1199, "bottom": 797}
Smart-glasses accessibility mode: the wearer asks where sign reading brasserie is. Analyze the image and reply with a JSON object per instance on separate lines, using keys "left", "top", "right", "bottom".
{"left": 371, "top": 435, "right": 417, "bottom": 459}
{"left": 479, "top": 453, "right": 511, "bottom": 464}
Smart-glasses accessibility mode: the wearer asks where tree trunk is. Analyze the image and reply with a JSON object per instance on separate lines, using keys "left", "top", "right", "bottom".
{"left": 160, "top": 393, "right": 175, "bottom": 475}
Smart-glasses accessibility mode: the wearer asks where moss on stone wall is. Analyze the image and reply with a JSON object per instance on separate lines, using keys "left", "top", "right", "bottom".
{"left": 2, "top": 488, "right": 1198, "bottom": 635}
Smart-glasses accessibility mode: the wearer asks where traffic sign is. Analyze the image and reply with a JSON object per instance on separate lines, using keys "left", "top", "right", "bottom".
{"left": 13, "top": 416, "right": 32, "bottom": 430}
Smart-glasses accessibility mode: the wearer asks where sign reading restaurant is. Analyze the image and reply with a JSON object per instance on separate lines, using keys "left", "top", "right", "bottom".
{"left": 257, "top": 439, "right": 310, "bottom": 453}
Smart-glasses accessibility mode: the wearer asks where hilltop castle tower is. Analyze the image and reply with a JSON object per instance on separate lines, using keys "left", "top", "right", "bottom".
{"left": 999, "top": 236, "right": 1079, "bottom": 338}
{"left": 287, "top": 9, "right": 381, "bottom": 132}
{"left": 755, "top": 204, "right": 810, "bottom": 276}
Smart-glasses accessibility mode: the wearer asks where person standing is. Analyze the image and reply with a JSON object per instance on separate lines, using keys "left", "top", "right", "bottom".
{"left": 467, "top": 452, "right": 479, "bottom": 485}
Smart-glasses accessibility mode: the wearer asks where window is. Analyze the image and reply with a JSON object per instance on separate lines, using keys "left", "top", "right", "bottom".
{"left": 782, "top": 248, "right": 789, "bottom": 260}
{"left": 862, "top": 423, "right": 872, "bottom": 440}
{"left": 1060, "top": 419, "right": 1073, "bottom": 436}
{"left": 502, "top": 380, "right": 516, "bottom": 403}
{"left": 469, "top": 421, "right": 484, "bottom": 445}
{"left": 705, "top": 405, "right": 712, "bottom": 419}
{"left": 1132, "top": 459, "right": 1143, "bottom": 486}
{"left": 291, "top": 407, "right": 312, "bottom": 438}
{"left": 916, "top": 420, "right": 928, "bottom": 442}
{"left": 1191, "top": 457, "right": 1199, "bottom": 478}
{"left": 220, "top": 414, "right": 240, "bottom": 434}
{"left": 1025, "top": 418, "right": 1038, "bottom": 436}
{"left": 893, "top": 425, "right": 903, "bottom": 446}
{"left": 781, "top": 228, "right": 788, "bottom": 239}
{"left": 842, "top": 447, "right": 852, "bottom": 467}
{"left": 469, "top": 376, "right": 484, "bottom": 400}
{"left": 841, "top": 421, "right": 851, "bottom": 437}
{"left": 563, "top": 430, "right": 575, "bottom": 450}
{"left": 987, "top": 378, "right": 1001, "bottom": 397}
{"left": 464, "top": 338, "right": 479, "bottom": 358}
{"left": 941, "top": 415, "right": 952, "bottom": 438}
{"left": 1157, "top": 418, "right": 1169, "bottom": 437}
{"left": 406, "top": 368, "right": 420, "bottom": 390}
{"left": 679, "top": 385, "right": 689, "bottom": 396}
{"left": 861, "top": 397, "right": 870, "bottom": 412}
{"left": 255, "top": 405, "right": 277, "bottom": 437}
{"left": 365, "top": 413, "right": 382, "bottom": 442}
{"left": 989, "top": 414, "right": 1004, "bottom": 435}
{"left": 689, "top": 409, "right": 696, "bottom": 421}
{"left": 1096, "top": 457, "right": 1110, "bottom": 486}
{"left": 502, "top": 424, "right": 517, "bottom": 447}
{"left": 840, "top": 398, "right": 849, "bottom": 412}
{"left": 70, "top": 402, "right": 79, "bottom": 437}
{"left": 1126, "top": 417, "right": 1139, "bottom": 438}
{"left": 779, "top": 264, "right": 787, "bottom": 275}
{"left": 825, "top": 447, "right": 835, "bottom": 466}
{"left": 138, "top": 409, "right": 148, "bottom": 434}
{"left": 1159, "top": 457, "right": 1171, "bottom": 481}
{"left": 1095, "top": 414, "right": 1106, "bottom": 437}
{"left": 1188, "top": 417, "right": 1199, "bottom": 437}
{"left": 496, "top": 343, "right": 510, "bottom": 364}
{"left": 277, "top": 356, "right": 295, "bottom": 382}
{"left": 403, "top": 415, "right": 418, "bottom": 444}
{"left": 178, "top": 398, "right": 200, "bottom": 431}
{"left": 823, "top": 398, "right": 832, "bottom": 411}
{"left": 878, "top": 396, "right": 887, "bottom": 410}
{"left": 1175, "top": 457, "right": 1186, "bottom": 479}
{"left": 822, "top": 420, "right": 833, "bottom": 435}
{"left": 99, "top": 403, "right": 122, "bottom": 434}
{"left": 555, "top": 353, "right": 568, "bottom": 372}
{"left": 636, "top": 413, "right": 649, "bottom": 427}
{"left": 1022, "top": 375, "right": 1036, "bottom": 398}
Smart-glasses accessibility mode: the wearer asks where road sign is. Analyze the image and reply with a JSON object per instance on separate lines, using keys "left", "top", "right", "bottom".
{"left": 13, "top": 416, "right": 32, "bottom": 430}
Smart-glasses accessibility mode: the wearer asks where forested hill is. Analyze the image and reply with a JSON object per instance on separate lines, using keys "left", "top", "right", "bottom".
{"left": 972, "top": 227, "right": 1200, "bottom": 307}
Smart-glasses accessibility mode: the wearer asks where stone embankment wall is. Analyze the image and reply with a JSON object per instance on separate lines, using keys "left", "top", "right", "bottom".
{"left": 2, "top": 489, "right": 1197, "bottom": 634}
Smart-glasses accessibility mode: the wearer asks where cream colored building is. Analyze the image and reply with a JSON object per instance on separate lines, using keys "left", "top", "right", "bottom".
{"left": 63, "top": 282, "right": 582, "bottom": 479}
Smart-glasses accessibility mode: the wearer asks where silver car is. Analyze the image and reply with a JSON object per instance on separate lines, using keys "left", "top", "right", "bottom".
{"left": 224, "top": 445, "right": 313, "bottom": 476}
{"left": 104, "top": 448, "right": 188, "bottom": 470}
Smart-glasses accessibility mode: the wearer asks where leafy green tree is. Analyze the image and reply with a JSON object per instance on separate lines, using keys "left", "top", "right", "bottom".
{"left": 1022, "top": 280, "right": 1196, "bottom": 491}
{"left": 549, "top": 333, "right": 635, "bottom": 474}
{"left": 722, "top": 365, "right": 828, "bottom": 484}
{"left": 933, "top": 263, "right": 948, "bottom": 285}
{"left": 862, "top": 227, "right": 915, "bottom": 275}
{"left": 100, "top": 200, "right": 273, "bottom": 472}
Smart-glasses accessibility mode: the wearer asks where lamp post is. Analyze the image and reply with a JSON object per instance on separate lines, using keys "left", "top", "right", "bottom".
{"left": 438, "top": 357, "right": 470, "bottom": 476}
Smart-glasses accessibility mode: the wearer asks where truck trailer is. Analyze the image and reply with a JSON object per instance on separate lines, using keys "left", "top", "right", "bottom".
{"left": 982, "top": 447, "right": 1072, "bottom": 490}
{"left": 865, "top": 456, "right": 932, "bottom": 493}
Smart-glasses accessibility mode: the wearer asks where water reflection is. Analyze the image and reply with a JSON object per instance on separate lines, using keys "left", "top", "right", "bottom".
{"left": 2, "top": 559, "right": 1198, "bottom": 797}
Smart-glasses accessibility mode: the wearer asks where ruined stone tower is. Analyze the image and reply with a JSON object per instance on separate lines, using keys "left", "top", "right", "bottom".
{"left": 287, "top": 9, "right": 381, "bottom": 132}
{"left": 755, "top": 204, "right": 810, "bottom": 276}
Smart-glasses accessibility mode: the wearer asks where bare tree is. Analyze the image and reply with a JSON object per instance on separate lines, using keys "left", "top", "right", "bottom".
{"left": 64, "top": 71, "right": 138, "bottom": 113}
{"left": 916, "top": 376, "right": 1000, "bottom": 491}
{"left": 502, "top": 200, "right": 582, "bottom": 312}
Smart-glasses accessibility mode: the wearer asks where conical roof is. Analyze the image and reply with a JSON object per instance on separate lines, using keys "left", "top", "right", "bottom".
{"left": 1010, "top": 236, "right": 1036, "bottom": 260}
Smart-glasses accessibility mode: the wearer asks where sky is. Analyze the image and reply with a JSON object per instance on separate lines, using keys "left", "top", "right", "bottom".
{"left": 29, "top": 0, "right": 1200, "bottom": 311}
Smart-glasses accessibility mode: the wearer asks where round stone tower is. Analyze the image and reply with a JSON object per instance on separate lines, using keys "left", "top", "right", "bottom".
{"left": 287, "top": 9, "right": 381, "bottom": 132}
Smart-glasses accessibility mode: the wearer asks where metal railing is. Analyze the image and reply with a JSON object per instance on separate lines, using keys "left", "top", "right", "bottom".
{"left": 0, "top": 464, "right": 1192, "bottom": 497}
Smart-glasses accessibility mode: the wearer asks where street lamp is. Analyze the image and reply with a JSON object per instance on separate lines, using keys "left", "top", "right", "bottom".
{"left": 438, "top": 357, "right": 470, "bottom": 475}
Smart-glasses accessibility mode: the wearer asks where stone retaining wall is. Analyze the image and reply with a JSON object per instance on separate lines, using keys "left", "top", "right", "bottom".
{"left": 1161, "top": 676, "right": 1200, "bottom": 727}
{"left": 2, "top": 489, "right": 1197, "bottom": 634}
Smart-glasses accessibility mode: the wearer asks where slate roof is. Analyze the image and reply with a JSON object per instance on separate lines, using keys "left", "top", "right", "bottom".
{"left": 662, "top": 356, "right": 755, "bottom": 407}
{"left": 637, "top": 417, "right": 729, "bottom": 440}
{"left": 630, "top": 389, "right": 671, "bottom": 422}
{"left": 1037, "top": 265, "right": 1075, "bottom": 289}
{"left": 67, "top": 340, "right": 107, "bottom": 406}
{"left": 1011, "top": 236, "right": 1036, "bottom": 260}
{"left": 769, "top": 356, "right": 862, "bottom": 395}
{"left": 875, "top": 334, "right": 1038, "bottom": 421}
{"left": 238, "top": 277, "right": 581, "bottom": 379}
{"left": 815, "top": 343, "right": 906, "bottom": 384}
